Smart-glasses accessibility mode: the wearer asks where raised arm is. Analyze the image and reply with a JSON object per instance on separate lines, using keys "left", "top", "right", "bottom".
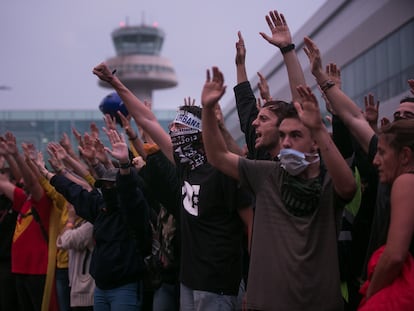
{"left": 0, "top": 137, "right": 22, "bottom": 184}
{"left": 259, "top": 10, "right": 306, "bottom": 102}
{"left": 257, "top": 72, "right": 272, "bottom": 103}
{"left": 47, "top": 143, "right": 93, "bottom": 191}
{"left": 5, "top": 133, "right": 43, "bottom": 201}
{"left": 235, "top": 31, "right": 248, "bottom": 84}
{"left": 304, "top": 36, "right": 375, "bottom": 153}
{"left": 93, "top": 63, "right": 174, "bottom": 163}
{"left": 201, "top": 67, "right": 240, "bottom": 180}
{"left": 117, "top": 111, "right": 147, "bottom": 160}
{"left": 215, "top": 102, "right": 245, "bottom": 156}
{"left": 295, "top": 85, "right": 356, "bottom": 201}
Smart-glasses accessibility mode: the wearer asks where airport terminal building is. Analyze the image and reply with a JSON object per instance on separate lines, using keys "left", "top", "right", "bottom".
{"left": 0, "top": 109, "right": 176, "bottom": 154}
{"left": 1, "top": 0, "right": 413, "bottom": 151}
{"left": 222, "top": 0, "right": 414, "bottom": 145}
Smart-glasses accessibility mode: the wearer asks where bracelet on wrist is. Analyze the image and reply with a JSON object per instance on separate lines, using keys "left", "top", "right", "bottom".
{"left": 280, "top": 43, "right": 295, "bottom": 55}
{"left": 119, "top": 161, "right": 131, "bottom": 169}
{"left": 319, "top": 79, "right": 336, "bottom": 93}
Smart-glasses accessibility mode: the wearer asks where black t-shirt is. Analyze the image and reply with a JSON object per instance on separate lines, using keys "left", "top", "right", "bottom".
{"left": 178, "top": 162, "right": 252, "bottom": 295}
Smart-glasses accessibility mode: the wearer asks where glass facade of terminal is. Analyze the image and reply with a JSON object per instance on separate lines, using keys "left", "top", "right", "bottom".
{"left": 0, "top": 110, "right": 176, "bottom": 154}
{"left": 341, "top": 18, "right": 414, "bottom": 106}
{"left": 225, "top": 17, "right": 414, "bottom": 146}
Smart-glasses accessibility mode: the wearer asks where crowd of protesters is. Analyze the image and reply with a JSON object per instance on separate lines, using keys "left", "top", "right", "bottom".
{"left": 1, "top": 8, "right": 414, "bottom": 311}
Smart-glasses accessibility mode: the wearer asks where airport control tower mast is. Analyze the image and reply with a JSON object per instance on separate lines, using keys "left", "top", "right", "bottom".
{"left": 99, "top": 20, "right": 178, "bottom": 105}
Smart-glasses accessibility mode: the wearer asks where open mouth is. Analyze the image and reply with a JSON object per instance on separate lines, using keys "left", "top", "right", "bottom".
{"left": 255, "top": 132, "right": 262, "bottom": 144}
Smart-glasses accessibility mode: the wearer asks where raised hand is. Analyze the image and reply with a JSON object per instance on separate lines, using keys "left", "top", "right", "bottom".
{"left": 104, "top": 129, "right": 129, "bottom": 163}
{"left": 72, "top": 127, "right": 84, "bottom": 148}
{"left": 90, "top": 122, "right": 100, "bottom": 140}
{"left": 235, "top": 31, "right": 246, "bottom": 66}
{"left": 49, "top": 142, "right": 68, "bottom": 162}
{"left": 47, "top": 143, "right": 64, "bottom": 172}
{"left": 35, "top": 151, "right": 46, "bottom": 169}
{"left": 117, "top": 111, "right": 136, "bottom": 139}
{"left": 259, "top": 10, "right": 292, "bottom": 48}
{"left": 257, "top": 72, "right": 272, "bottom": 102}
{"left": 4, "top": 132, "right": 18, "bottom": 156}
{"left": 103, "top": 113, "right": 117, "bottom": 131}
{"left": 59, "top": 132, "right": 75, "bottom": 154}
{"left": 21, "top": 143, "right": 37, "bottom": 161}
{"left": 94, "top": 138, "right": 112, "bottom": 167}
{"left": 78, "top": 133, "right": 96, "bottom": 162}
{"left": 303, "top": 37, "right": 324, "bottom": 77}
{"left": 256, "top": 98, "right": 263, "bottom": 111}
{"left": 93, "top": 62, "right": 116, "bottom": 83}
{"left": 363, "top": 94, "right": 379, "bottom": 126}
{"left": 184, "top": 96, "right": 196, "bottom": 106}
{"left": 294, "top": 85, "right": 323, "bottom": 131}
{"left": 201, "top": 67, "right": 226, "bottom": 109}
{"left": 214, "top": 102, "right": 225, "bottom": 127}
{"left": 0, "top": 138, "right": 8, "bottom": 156}
{"left": 326, "top": 63, "right": 342, "bottom": 90}
{"left": 319, "top": 63, "right": 341, "bottom": 115}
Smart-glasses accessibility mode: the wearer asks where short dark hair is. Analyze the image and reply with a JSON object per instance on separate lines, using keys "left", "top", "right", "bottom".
{"left": 276, "top": 102, "right": 298, "bottom": 126}
{"left": 178, "top": 105, "right": 202, "bottom": 119}
{"left": 262, "top": 100, "right": 290, "bottom": 120}
{"left": 399, "top": 96, "right": 414, "bottom": 104}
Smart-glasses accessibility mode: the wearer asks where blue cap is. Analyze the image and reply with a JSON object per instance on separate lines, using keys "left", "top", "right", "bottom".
{"left": 99, "top": 92, "right": 128, "bottom": 124}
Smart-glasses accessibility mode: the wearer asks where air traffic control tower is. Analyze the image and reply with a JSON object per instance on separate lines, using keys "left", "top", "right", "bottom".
{"left": 99, "top": 21, "right": 178, "bottom": 105}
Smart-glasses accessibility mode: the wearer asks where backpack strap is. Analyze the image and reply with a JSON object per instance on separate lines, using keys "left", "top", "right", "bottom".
{"left": 31, "top": 206, "right": 49, "bottom": 243}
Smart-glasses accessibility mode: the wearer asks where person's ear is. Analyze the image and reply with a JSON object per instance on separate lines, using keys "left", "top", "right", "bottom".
{"left": 400, "top": 146, "right": 413, "bottom": 166}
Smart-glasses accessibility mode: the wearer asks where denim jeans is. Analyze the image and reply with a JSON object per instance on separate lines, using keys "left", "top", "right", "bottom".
{"left": 56, "top": 267, "right": 71, "bottom": 311}
{"left": 94, "top": 281, "right": 142, "bottom": 311}
{"left": 180, "top": 283, "right": 237, "bottom": 311}
{"left": 153, "top": 282, "right": 179, "bottom": 311}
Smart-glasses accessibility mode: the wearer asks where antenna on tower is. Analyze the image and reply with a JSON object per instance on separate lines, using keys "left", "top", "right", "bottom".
{"left": 125, "top": 16, "right": 129, "bottom": 26}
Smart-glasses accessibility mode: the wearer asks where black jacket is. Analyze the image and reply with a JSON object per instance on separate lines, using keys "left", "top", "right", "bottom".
{"left": 51, "top": 168, "right": 149, "bottom": 290}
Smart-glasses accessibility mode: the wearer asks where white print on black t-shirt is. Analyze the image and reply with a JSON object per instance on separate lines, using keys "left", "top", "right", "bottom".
{"left": 182, "top": 181, "right": 200, "bottom": 216}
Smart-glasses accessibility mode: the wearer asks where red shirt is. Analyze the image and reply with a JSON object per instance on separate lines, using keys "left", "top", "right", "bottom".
{"left": 12, "top": 187, "right": 52, "bottom": 274}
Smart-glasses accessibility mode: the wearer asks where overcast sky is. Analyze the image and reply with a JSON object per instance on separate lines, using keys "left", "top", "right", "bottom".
{"left": 1, "top": 0, "right": 326, "bottom": 111}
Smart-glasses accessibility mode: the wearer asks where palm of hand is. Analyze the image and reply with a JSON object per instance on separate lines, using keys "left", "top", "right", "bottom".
{"left": 271, "top": 26, "right": 291, "bottom": 46}
{"left": 365, "top": 108, "right": 378, "bottom": 123}
{"left": 55, "top": 147, "right": 67, "bottom": 161}
{"left": 5, "top": 141, "right": 17, "bottom": 155}
{"left": 110, "top": 142, "right": 128, "bottom": 161}
{"left": 300, "top": 101, "right": 322, "bottom": 130}
{"left": 202, "top": 83, "right": 223, "bottom": 108}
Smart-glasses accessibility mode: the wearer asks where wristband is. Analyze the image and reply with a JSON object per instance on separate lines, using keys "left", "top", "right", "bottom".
{"left": 320, "top": 79, "right": 336, "bottom": 93}
{"left": 280, "top": 43, "right": 295, "bottom": 55}
{"left": 119, "top": 161, "right": 131, "bottom": 169}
